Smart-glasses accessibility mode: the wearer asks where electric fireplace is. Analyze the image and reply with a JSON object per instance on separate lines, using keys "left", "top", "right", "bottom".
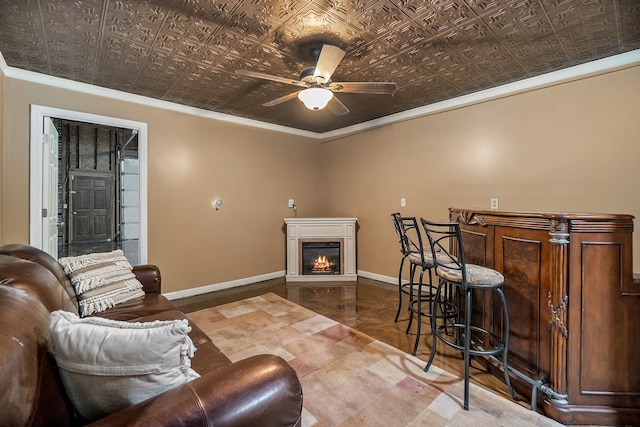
{"left": 301, "top": 240, "right": 342, "bottom": 275}
{"left": 284, "top": 218, "right": 357, "bottom": 282}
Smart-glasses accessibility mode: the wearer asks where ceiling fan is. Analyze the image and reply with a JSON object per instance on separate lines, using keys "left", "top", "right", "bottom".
{"left": 236, "top": 45, "right": 397, "bottom": 115}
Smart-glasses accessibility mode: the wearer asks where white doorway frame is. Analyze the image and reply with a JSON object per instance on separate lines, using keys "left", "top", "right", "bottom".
{"left": 29, "top": 105, "right": 148, "bottom": 263}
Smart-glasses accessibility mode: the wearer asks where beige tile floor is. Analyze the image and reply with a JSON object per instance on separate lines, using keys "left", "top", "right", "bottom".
{"left": 175, "top": 277, "right": 604, "bottom": 426}
{"left": 187, "top": 292, "right": 563, "bottom": 427}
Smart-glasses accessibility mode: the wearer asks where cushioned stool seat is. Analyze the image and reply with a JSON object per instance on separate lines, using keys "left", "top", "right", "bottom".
{"left": 437, "top": 264, "right": 504, "bottom": 286}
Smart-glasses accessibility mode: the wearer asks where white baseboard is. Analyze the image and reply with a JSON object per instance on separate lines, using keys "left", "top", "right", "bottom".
{"left": 163, "top": 270, "right": 285, "bottom": 300}
{"left": 356, "top": 270, "right": 396, "bottom": 285}
{"left": 163, "top": 269, "right": 397, "bottom": 300}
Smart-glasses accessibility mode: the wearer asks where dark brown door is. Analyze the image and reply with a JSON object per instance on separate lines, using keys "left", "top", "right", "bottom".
{"left": 69, "top": 172, "right": 114, "bottom": 242}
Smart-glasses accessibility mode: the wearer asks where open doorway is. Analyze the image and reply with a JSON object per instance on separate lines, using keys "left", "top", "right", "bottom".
{"left": 30, "top": 105, "right": 147, "bottom": 264}
{"left": 55, "top": 119, "right": 140, "bottom": 263}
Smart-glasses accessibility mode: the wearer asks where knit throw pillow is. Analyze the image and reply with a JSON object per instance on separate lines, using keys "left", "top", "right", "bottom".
{"left": 49, "top": 310, "right": 200, "bottom": 421}
{"left": 58, "top": 250, "right": 145, "bottom": 316}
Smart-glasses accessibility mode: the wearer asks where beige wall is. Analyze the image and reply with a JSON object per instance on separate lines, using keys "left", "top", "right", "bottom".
{"left": 320, "top": 65, "right": 640, "bottom": 278}
{"left": 2, "top": 64, "right": 638, "bottom": 295}
{"left": 2, "top": 77, "right": 322, "bottom": 293}
{"left": 0, "top": 66, "right": 4, "bottom": 245}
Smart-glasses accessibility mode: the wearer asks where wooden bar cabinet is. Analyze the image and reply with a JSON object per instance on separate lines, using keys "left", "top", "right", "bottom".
{"left": 448, "top": 208, "right": 639, "bottom": 425}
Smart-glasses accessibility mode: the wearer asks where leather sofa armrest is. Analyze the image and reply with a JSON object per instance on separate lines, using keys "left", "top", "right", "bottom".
{"left": 132, "top": 264, "right": 161, "bottom": 294}
{"left": 87, "top": 354, "right": 303, "bottom": 427}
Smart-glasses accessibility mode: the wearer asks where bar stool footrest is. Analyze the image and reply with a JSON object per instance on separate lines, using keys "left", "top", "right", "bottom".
{"left": 435, "top": 323, "right": 506, "bottom": 358}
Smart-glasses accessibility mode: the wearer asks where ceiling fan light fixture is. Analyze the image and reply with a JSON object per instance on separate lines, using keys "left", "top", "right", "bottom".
{"left": 298, "top": 88, "right": 333, "bottom": 111}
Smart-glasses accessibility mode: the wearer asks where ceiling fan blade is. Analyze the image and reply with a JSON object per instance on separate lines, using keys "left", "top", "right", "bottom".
{"left": 327, "top": 96, "right": 349, "bottom": 116}
{"left": 263, "top": 91, "right": 301, "bottom": 107}
{"left": 236, "top": 69, "right": 306, "bottom": 87}
{"left": 330, "top": 81, "right": 397, "bottom": 95}
{"left": 313, "top": 45, "right": 346, "bottom": 82}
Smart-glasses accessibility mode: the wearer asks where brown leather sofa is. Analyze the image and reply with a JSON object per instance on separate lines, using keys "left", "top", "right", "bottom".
{"left": 0, "top": 244, "right": 303, "bottom": 426}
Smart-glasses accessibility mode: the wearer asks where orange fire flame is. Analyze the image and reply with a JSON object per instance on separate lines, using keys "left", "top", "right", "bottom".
{"left": 312, "top": 255, "right": 332, "bottom": 272}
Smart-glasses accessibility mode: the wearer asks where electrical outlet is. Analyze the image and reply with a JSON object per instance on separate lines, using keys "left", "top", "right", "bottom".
{"left": 491, "top": 198, "right": 499, "bottom": 210}
{"left": 288, "top": 199, "right": 295, "bottom": 208}
{"left": 400, "top": 198, "right": 406, "bottom": 207}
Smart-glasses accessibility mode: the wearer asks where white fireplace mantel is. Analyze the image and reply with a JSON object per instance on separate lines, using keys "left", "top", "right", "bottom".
{"left": 284, "top": 217, "right": 357, "bottom": 282}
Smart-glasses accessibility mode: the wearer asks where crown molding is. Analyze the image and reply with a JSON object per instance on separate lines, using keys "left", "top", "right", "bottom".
{"left": 319, "top": 49, "right": 640, "bottom": 141}
{"left": 2, "top": 49, "right": 639, "bottom": 141}
{"left": 0, "top": 51, "right": 320, "bottom": 140}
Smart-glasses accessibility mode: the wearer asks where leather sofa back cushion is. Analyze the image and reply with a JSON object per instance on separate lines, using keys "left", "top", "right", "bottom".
{"left": 58, "top": 250, "right": 145, "bottom": 316}
{"left": 0, "top": 243, "right": 80, "bottom": 312}
{"left": 0, "top": 255, "right": 79, "bottom": 313}
{"left": 0, "top": 287, "right": 72, "bottom": 426}
{"left": 49, "top": 310, "right": 200, "bottom": 422}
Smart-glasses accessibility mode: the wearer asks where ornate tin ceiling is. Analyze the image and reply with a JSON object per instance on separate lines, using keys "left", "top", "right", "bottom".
{"left": 0, "top": 0, "right": 638, "bottom": 133}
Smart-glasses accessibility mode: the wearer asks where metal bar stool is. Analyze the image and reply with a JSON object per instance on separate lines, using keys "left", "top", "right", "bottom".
{"left": 421, "top": 218, "right": 517, "bottom": 410}
{"left": 394, "top": 216, "right": 457, "bottom": 356}
{"left": 391, "top": 213, "right": 414, "bottom": 323}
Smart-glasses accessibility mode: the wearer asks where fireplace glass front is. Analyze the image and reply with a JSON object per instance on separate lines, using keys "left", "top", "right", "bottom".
{"left": 301, "top": 241, "right": 341, "bottom": 275}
